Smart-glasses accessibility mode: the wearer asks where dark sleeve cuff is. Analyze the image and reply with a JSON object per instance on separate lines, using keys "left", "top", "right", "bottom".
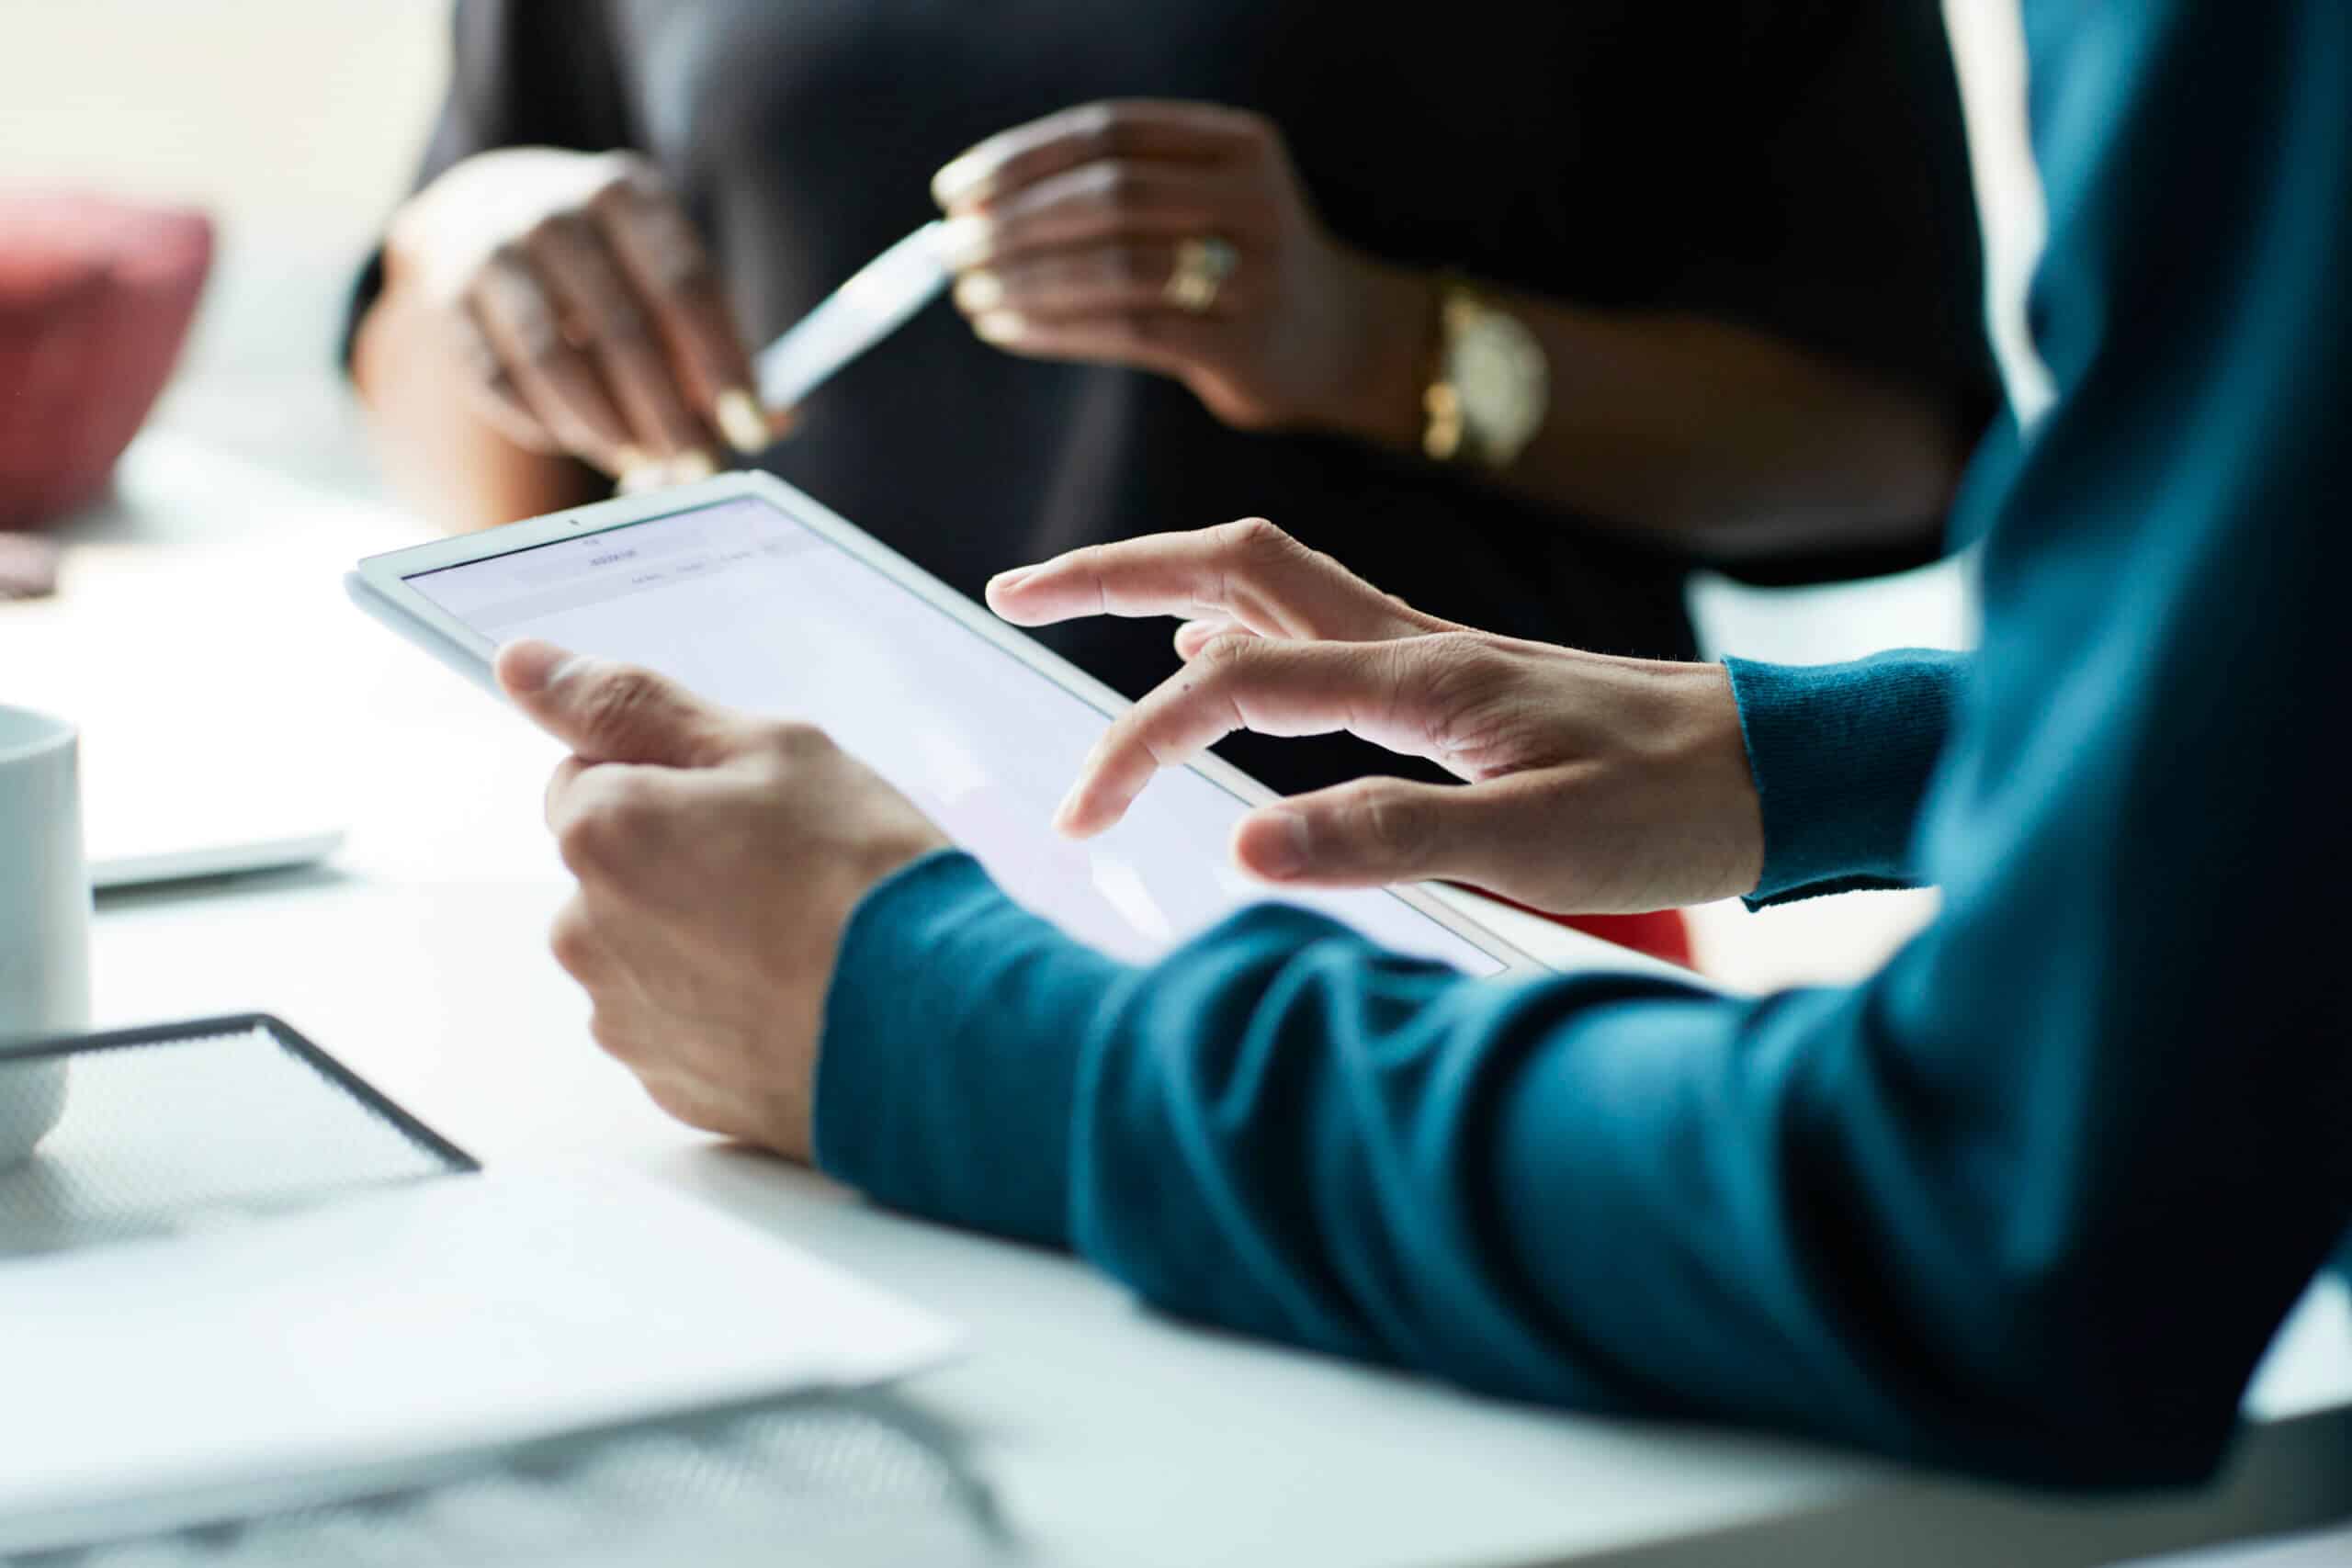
{"left": 1724, "top": 650, "right": 1967, "bottom": 908}
{"left": 814, "top": 850, "right": 1132, "bottom": 1249}
{"left": 338, "top": 250, "right": 388, "bottom": 377}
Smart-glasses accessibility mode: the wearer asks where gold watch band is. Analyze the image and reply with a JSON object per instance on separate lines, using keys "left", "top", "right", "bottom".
{"left": 1420, "top": 278, "right": 1473, "bottom": 464}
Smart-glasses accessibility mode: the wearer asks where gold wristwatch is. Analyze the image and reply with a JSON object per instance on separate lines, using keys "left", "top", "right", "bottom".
{"left": 1421, "top": 277, "right": 1549, "bottom": 470}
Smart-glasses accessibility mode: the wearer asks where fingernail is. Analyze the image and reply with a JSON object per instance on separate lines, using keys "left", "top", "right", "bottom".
{"left": 931, "top": 152, "right": 992, "bottom": 210}
{"left": 955, "top": 269, "right": 1006, "bottom": 316}
{"left": 616, "top": 453, "right": 665, "bottom": 494}
{"left": 497, "top": 638, "right": 582, "bottom": 695}
{"left": 667, "top": 448, "right": 718, "bottom": 483}
{"left": 975, "top": 310, "right": 1027, "bottom": 345}
{"left": 715, "top": 388, "right": 771, "bottom": 455}
{"left": 988, "top": 565, "right": 1034, "bottom": 593}
{"left": 933, "top": 214, "right": 996, "bottom": 270}
{"left": 1050, "top": 782, "right": 1085, "bottom": 835}
{"left": 1250, "top": 809, "right": 1312, "bottom": 879}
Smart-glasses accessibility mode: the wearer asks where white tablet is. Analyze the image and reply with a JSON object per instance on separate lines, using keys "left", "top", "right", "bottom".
{"left": 349, "top": 472, "right": 1531, "bottom": 976}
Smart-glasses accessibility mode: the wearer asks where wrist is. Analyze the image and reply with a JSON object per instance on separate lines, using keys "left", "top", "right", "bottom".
{"left": 1645, "top": 661, "right": 1767, "bottom": 904}
{"left": 1309, "top": 251, "right": 1437, "bottom": 450}
{"left": 858, "top": 822, "right": 956, "bottom": 897}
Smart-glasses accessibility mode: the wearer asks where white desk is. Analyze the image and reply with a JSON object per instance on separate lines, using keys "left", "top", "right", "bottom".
{"left": 8, "top": 436, "right": 2351, "bottom": 1567}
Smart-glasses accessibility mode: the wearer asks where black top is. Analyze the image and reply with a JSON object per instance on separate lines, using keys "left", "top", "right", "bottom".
{"left": 363, "top": 0, "right": 1990, "bottom": 794}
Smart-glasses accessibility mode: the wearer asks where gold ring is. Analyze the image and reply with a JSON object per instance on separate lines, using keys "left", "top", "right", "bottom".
{"left": 1165, "top": 236, "right": 1238, "bottom": 313}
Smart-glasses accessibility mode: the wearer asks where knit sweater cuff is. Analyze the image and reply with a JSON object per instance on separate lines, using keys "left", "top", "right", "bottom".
{"left": 1724, "top": 650, "right": 1966, "bottom": 908}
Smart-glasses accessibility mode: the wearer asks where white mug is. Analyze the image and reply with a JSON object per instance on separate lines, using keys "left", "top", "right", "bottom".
{"left": 1, "top": 704, "right": 90, "bottom": 1167}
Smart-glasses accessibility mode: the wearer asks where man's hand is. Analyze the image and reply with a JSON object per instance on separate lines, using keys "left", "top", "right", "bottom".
{"left": 932, "top": 101, "right": 1430, "bottom": 443}
{"left": 386, "top": 149, "right": 789, "bottom": 483}
{"left": 987, "top": 520, "right": 1766, "bottom": 914}
{"left": 495, "top": 640, "right": 949, "bottom": 1157}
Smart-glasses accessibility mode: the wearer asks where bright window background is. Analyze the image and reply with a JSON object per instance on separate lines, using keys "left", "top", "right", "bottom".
{"left": 0, "top": 0, "right": 447, "bottom": 492}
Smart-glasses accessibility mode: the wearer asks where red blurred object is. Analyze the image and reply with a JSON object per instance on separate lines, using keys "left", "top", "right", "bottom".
{"left": 1549, "top": 908, "right": 1694, "bottom": 970}
{"left": 1450, "top": 884, "right": 1698, "bottom": 970}
{"left": 0, "top": 191, "right": 213, "bottom": 530}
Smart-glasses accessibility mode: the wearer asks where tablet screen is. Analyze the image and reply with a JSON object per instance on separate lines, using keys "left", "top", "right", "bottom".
{"left": 405, "top": 494, "right": 1507, "bottom": 975}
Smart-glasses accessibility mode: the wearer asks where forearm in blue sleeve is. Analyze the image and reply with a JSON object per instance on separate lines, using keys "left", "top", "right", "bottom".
{"left": 816, "top": 850, "right": 1123, "bottom": 1248}
{"left": 820, "top": 842, "right": 2338, "bottom": 1485}
{"left": 817, "top": 0, "right": 2352, "bottom": 1491}
{"left": 1724, "top": 649, "right": 1966, "bottom": 905}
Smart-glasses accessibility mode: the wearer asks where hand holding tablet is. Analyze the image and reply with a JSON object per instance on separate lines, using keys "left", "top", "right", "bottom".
{"left": 350, "top": 471, "right": 1523, "bottom": 977}
{"left": 492, "top": 638, "right": 948, "bottom": 1157}
{"left": 350, "top": 473, "right": 1524, "bottom": 1156}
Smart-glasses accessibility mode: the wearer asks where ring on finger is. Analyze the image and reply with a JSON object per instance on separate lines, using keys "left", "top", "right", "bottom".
{"left": 1165, "top": 236, "right": 1238, "bottom": 314}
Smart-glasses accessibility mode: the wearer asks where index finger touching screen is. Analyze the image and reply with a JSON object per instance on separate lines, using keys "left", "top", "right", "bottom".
{"left": 401, "top": 493, "right": 1507, "bottom": 974}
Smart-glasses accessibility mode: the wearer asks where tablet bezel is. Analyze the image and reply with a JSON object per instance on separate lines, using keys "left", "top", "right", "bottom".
{"left": 354, "top": 469, "right": 1540, "bottom": 976}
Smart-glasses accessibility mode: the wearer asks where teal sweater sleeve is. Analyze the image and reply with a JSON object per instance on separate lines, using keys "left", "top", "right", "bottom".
{"left": 1724, "top": 650, "right": 1967, "bottom": 905}
{"left": 816, "top": 0, "right": 2352, "bottom": 1490}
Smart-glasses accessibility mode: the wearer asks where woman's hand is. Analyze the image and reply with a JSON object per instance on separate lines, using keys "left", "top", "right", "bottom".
{"left": 382, "top": 148, "right": 786, "bottom": 481}
{"left": 987, "top": 520, "right": 1766, "bottom": 914}
{"left": 933, "top": 101, "right": 1430, "bottom": 442}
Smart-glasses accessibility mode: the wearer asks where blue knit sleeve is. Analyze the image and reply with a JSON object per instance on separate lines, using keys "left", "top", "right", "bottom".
{"left": 808, "top": 0, "right": 2352, "bottom": 1494}
{"left": 815, "top": 849, "right": 1119, "bottom": 1248}
{"left": 1723, "top": 650, "right": 1966, "bottom": 907}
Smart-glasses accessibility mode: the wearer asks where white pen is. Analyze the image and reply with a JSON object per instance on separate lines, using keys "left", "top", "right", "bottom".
{"left": 752, "top": 220, "right": 958, "bottom": 412}
{"left": 620, "top": 221, "right": 960, "bottom": 493}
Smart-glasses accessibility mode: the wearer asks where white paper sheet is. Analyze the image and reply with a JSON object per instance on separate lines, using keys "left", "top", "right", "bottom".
{"left": 2116, "top": 1526, "right": 2352, "bottom": 1567}
{"left": 0, "top": 1167, "right": 961, "bottom": 1552}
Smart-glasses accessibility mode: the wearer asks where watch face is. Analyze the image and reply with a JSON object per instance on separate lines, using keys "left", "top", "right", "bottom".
{"left": 1452, "top": 309, "right": 1549, "bottom": 463}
